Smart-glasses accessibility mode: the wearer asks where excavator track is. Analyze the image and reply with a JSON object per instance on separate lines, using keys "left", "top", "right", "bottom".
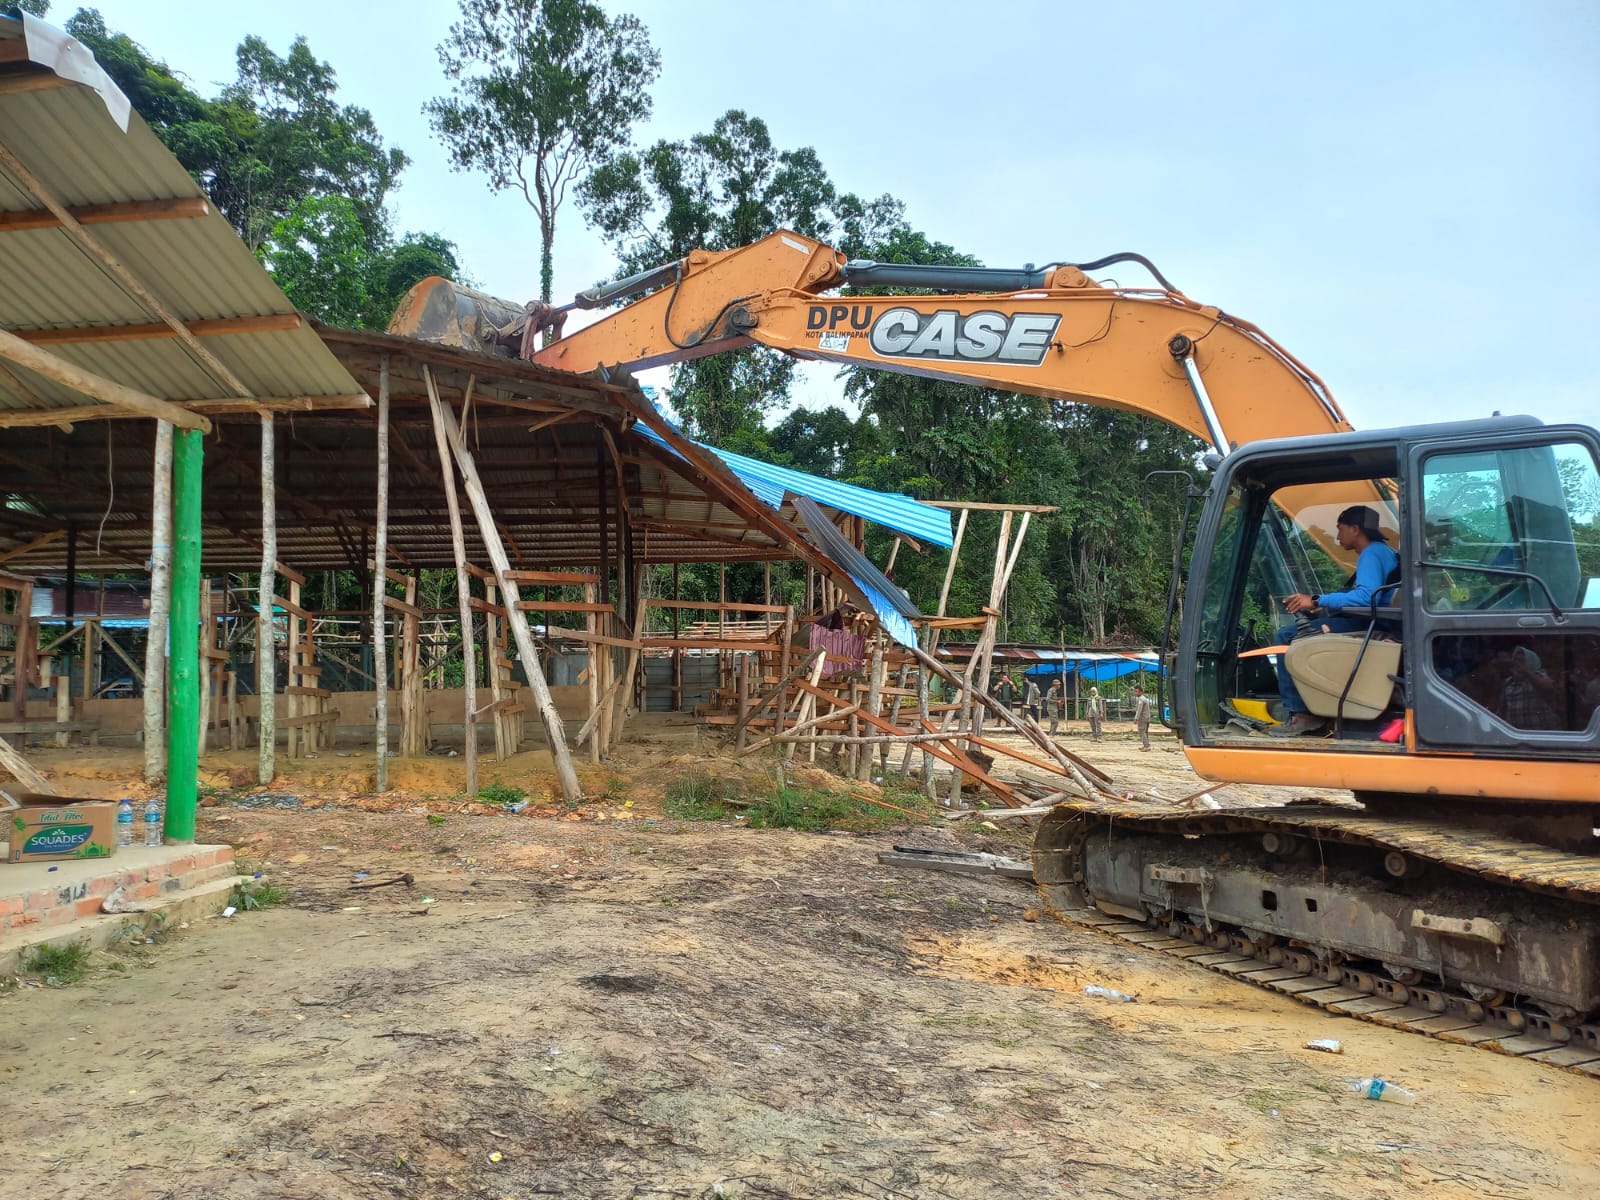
{"left": 1032, "top": 800, "right": 1600, "bottom": 1076}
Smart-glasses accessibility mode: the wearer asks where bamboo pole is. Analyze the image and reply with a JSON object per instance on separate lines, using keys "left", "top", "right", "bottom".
{"left": 258, "top": 414, "right": 276, "bottom": 784}
{"left": 425, "top": 369, "right": 582, "bottom": 801}
{"left": 54, "top": 676, "right": 70, "bottom": 749}
{"left": 373, "top": 361, "right": 390, "bottom": 789}
{"left": 427, "top": 380, "right": 479, "bottom": 796}
{"left": 143, "top": 420, "right": 173, "bottom": 779}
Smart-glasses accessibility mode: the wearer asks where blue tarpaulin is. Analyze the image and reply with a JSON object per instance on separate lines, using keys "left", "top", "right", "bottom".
{"left": 1022, "top": 654, "right": 1163, "bottom": 684}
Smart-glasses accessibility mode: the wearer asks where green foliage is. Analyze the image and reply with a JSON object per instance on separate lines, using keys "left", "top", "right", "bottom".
{"left": 428, "top": 0, "right": 660, "bottom": 301}
{"left": 746, "top": 783, "right": 929, "bottom": 833}
{"left": 477, "top": 778, "right": 527, "bottom": 808}
{"left": 426, "top": 813, "right": 448, "bottom": 827}
{"left": 230, "top": 879, "right": 287, "bottom": 910}
{"left": 23, "top": 939, "right": 91, "bottom": 984}
{"left": 662, "top": 773, "right": 738, "bottom": 820}
{"left": 9, "top": 1, "right": 51, "bottom": 16}
{"left": 262, "top": 195, "right": 462, "bottom": 328}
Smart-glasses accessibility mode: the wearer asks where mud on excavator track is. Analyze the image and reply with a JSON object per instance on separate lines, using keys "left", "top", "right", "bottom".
{"left": 1032, "top": 800, "right": 1600, "bottom": 1076}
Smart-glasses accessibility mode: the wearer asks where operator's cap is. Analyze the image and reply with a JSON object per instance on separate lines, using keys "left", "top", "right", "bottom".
{"left": 1336, "top": 504, "right": 1386, "bottom": 541}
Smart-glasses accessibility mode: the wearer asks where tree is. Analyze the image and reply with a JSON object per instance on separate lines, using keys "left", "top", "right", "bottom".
{"left": 9, "top": 1, "right": 52, "bottom": 17}
{"left": 263, "top": 195, "right": 463, "bottom": 330}
{"left": 427, "top": 0, "right": 660, "bottom": 303}
{"left": 582, "top": 110, "right": 848, "bottom": 440}
{"left": 64, "top": 12, "right": 407, "bottom": 253}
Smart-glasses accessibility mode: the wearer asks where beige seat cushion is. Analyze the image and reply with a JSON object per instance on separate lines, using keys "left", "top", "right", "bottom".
{"left": 1285, "top": 633, "right": 1401, "bottom": 720}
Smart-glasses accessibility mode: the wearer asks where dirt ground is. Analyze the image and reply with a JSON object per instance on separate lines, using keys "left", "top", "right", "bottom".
{"left": 2, "top": 718, "right": 1597, "bottom": 1199}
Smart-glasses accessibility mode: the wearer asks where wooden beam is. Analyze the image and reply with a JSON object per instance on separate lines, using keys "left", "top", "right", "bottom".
{"left": 10, "top": 312, "right": 302, "bottom": 346}
{"left": 0, "top": 141, "right": 252, "bottom": 399}
{"left": 921, "top": 501, "right": 1059, "bottom": 513}
{"left": 0, "top": 734, "right": 50, "bottom": 793}
{"left": 0, "top": 529, "right": 64, "bottom": 565}
{"left": 372, "top": 359, "right": 390, "bottom": 789}
{"left": 0, "top": 392, "right": 366, "bottom": 428}
{"left": 0, "top": 328, "right": 211, "bottom": 432}
{"left": 426, "top": 366, "right": 583, "bottom": 802}
{"left": 545, "top": 623, "right": 641, "bottom": 650}
{"left": 0, "top": 197, "right": 210, "bottom": 235}
{"left": 0, "top": 73, "right": 74, "bottom": 97}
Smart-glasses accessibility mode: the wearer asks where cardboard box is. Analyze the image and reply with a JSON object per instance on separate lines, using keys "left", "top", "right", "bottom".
{"left": 7, "top": 794, "right": 117, "bottom": 863}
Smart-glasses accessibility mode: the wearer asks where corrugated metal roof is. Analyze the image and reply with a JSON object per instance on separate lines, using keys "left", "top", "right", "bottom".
{"left": 790, "top": 494, "right": 920, "bottom": 647}
{"left": 633, "top": 414, "right": 952, "bottom": 548}
{"left": 0, "top": 14, "right": 362, "bottom": 418}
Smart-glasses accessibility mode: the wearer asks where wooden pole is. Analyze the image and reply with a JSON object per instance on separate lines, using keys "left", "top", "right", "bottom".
{"left": 671, "top": 562, "right": 682, "bottom": 712}
{"left": 425, "top": 368, "right": 582, "bottom": 801}
{"left": 427, "top": 380, "right": 479, "bottom": 796}
{"left": 54, "top": 675, "right": 70, "bottom": 749}
{"left": 373, "top": 360, "right": 390, "bottom": 790}
{"left": 258, "top": 414, "right": 276, "bottom": 784}
{"left": 196, "top": 580, "right": 212, "bottom": 756}
{"left": 858, "top": 638, "right": 884, "bottom": 781}
{"left": 585, "top": 580, "right": 601, "bottom": 765}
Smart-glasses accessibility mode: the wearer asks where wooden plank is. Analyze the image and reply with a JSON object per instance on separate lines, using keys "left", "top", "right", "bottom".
{"left": 920, "top": 500, "right": 1059, "bottom": 513}
{"left": 0, "top": 196, "right": 209, "bottom": 234}
{"left": 0, "top": 721, "right": 101, "bottom": 734}
{"left": 513, "top": 600, "right": 616, "bottom": 613}
{"left": 645, "top": 598, "right": 790, "bottom": 614}
{"left": 503, "top": 570, "right": 600, "bottom": 585}
{"left": 11, "top": 313, "right": 302, "bottom": 346}
{"left": 383, "top": 595, "right": 424, "bottom": 619}
{"left": 274, "top": 561, "right": 308, "bottom": 587}
{"left": 469, "top": 597, "right": 506, "bottom": 616}
{"left": 272, "top": 594, "right": 313, "bottom": 621}
{"left": 0, "top": 327, "right": 211, "bottom": 432}
{"left": 544, "top": 623, "right": 641, "bottom": 650}
{"left": 285, "top": 685, "right": 332, "bottom": 698}
{"left": 0, "top": 733, "right": 49, "bottom": 792}
{"left": 641, "top": 637, "right": 781, "bottom": 652}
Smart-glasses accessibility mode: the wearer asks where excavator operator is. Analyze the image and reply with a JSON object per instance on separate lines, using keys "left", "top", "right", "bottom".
{"left": 1273, "top": 505, "right": 1401, "bottom": 736}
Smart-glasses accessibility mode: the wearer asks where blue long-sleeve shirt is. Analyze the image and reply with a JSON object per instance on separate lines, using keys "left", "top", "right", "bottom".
{"left": 1317, "top": 541, "right": 1400, "bottom": 612}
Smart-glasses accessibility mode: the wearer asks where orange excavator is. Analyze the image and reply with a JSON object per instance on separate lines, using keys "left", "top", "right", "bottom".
{"left": 391, "top": 232, "right": 1600, "bottom": 1062}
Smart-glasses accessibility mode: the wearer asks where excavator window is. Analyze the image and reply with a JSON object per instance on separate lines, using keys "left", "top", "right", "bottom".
{"left": 1418, "top": 439, "right": 1600, "bottom": 737}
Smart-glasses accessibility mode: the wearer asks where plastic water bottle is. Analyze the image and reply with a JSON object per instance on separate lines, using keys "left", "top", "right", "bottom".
{"left": 116, "top": 799, "right": 135, "bottom": 848}
{"left": 142, "top": 798, "right": 163, "bottom": 847}
{"left": 1083, "top": 985, "right": 1136, "bottom": 1002}
{"left": 1348, "top": 1077, "right": 1417, "bottom": 1104}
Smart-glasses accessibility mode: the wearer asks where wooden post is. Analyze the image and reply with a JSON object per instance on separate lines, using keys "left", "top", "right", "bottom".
{"left": 425, "top": 368, "right": 582, "bottom": 801}
{"left": 670, "top": 562, "right": 682, "bottom": 712}
{"left": 399, "top": 573, "right": 424, "bottom": 757}
{"left": 484, "top": 576, "right": 509, "bottom": 761}
{"left": 584, "top": 580, "right": 601, "bottom": 765}
{"left": 735, "top": 656, "right": 750, "bottom": 753}
{"left": 427, "top": 381, "right": 479, "bottom": 796}
{"left": 226, "top": 668, "right": 239, "bottom": 750}
{"left": 54, "top": 675, "right": 70, "bottom": 749}
{"left": 258, "top": 414, "right": 276, "bottom": 785}
{"left": 858, "top": 638, "right": 883, "bottom": 781}
{"left": 373, "top": 360, "right": 390, "bottom": 790}
{"left": 143, "top": 420, "right": 173, "bottom": 779}
{"left": 196, "top": 580, "right": 212, "bottom": 756}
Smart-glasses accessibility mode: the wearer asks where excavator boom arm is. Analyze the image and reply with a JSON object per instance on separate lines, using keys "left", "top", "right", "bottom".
{"left": 530, "top": 230, "right": 1354, "bottom": 451}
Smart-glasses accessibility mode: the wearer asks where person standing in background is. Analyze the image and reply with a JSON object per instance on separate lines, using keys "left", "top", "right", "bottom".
{"left": 1046, "top": 677, "right": 1064, "bottom": 733}
{"left": 1132, "top": 684, "right": 1153, "bottom": 750}
{"left": 1087, "top": 686, "right": 1105, "bottom": 741}
{"left": 1024, "top": 675, "right": 1043, "bottom": 723}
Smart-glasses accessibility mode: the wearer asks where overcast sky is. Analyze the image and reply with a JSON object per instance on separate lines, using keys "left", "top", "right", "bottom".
{"left": 67, "top": 0, "right": 1600, "bottom": 432}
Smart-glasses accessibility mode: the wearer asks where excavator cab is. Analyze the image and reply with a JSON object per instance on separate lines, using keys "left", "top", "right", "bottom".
{"left": 1176, "top": 415, "right": 1600, "bottom": 781}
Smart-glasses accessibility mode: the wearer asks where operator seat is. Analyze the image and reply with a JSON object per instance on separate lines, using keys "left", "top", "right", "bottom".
{"left": 1283, "top": 568, "right": 1404, "bottom": 722}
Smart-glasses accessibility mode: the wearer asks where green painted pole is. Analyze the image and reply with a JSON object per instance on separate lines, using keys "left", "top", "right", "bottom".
{"left": 164, "top": 428, "right": 203, "bottom": 842}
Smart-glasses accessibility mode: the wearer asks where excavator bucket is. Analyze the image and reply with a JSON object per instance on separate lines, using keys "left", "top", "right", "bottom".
{"left": 386, "top": 276, "right": 566, "bottom": 357}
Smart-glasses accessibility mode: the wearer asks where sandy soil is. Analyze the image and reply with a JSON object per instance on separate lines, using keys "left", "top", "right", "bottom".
{"left": 2, "top": 719, "right": 1596, "bottom": 1199}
